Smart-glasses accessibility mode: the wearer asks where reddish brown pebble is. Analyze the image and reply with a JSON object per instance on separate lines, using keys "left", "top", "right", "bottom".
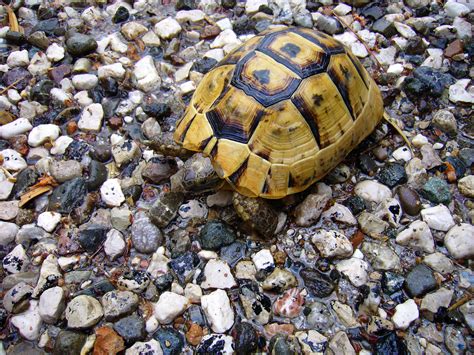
{"left": 108, "top": 116, "right": 123, "bottom": 130}
{"left": 186, "top": 323, "right": 203, "bottom": 346}
{"left": 444, "top": 39, "right": 463, "bottom": 58}
{"left": 66, "top": 120, "right": 78, "bottom": 135}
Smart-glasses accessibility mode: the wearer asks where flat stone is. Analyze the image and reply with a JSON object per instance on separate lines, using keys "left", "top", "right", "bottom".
{"left": 201, "top": 259, "right": 236, "bottom": 289}
{"left": 405, "top": 264, "right": 437, "bottom": 297}
{"left": 420, "top": 205, "right": 455, "bottom": 231}
{"left": 102, "top": 290, "right": 139, "bottom": 321}
{"left": 396, "top": 220, "right": 435, "bottom": 253}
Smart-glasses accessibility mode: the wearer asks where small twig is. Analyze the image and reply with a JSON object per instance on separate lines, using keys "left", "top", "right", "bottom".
{"left": 448, "top": 293, "right": 473, "bottom": 312}
{"left": 0, "top": 78, "right": 23, "bottom": 95}
{"left": 332, "top": 11, "right": 383, "bottom": 70}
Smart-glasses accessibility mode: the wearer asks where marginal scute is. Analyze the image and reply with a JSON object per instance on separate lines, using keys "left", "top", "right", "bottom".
{"left": 174, "top": 28, "right": 384, "bottom": 198}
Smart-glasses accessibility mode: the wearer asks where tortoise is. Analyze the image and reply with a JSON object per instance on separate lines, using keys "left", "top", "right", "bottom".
{"left": 172, "top": 27, "right": 398, "bottom": 200}
{"left": 151, "top": 27, "right": 409, "bottom": 237}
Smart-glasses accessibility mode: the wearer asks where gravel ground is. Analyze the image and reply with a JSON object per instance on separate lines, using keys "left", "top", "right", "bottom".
{"left": 0, "top": 0, "right": 473, "bottom": 354}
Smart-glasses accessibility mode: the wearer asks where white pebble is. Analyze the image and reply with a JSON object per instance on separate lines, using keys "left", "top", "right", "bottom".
{"left": 72, "top": 74, "right": 99, "bottom": 90}
{"left": 78, "top": 103, "right": 104, "bottom": 132}
{"left": 0, "top": 118, "right": 33, "bottom": 139}
{"left": 37, "top": 211, "right": 61, "bottom": 232}
{"left": 201, "top": 289, "right": 234, "bottom": 333}
{"left": 46, "top": 43, "right": 65, "bottom": 62}
{"left": 100, "top": 179, "right": 125, "bottom": 207}
{"left": 420, "top": 205, "right": 455, "bottom": 232}
{"left": 154, "top": 291, "right": 189, "bottom": 324}
{"left": 251, "top": 249, "right": 274, "bottom": 272}
{"left": 392, "top": 299, "right": 419, "bottom": 329}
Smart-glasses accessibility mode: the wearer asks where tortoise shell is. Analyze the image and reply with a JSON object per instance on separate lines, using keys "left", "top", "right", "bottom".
{"left": 174, "top": 27, "right": 383, "bottom": 199}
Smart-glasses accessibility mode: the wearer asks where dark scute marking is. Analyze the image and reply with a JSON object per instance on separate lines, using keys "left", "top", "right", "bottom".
{"left": 206, "top": 108, "right": 264, "bottom": 144}
{"left": 292, "top": 96, "right": 321, "bottom": 148}
{"left": 340, "top": 64, "right": 351, "bottom": 81}
{"left": 327, "top": 67, "right": 355, "bottom": 120}
{"left": 177, "top": 114, "right": 196, "bottom": 143}
{"left": 280, "top": 43, "right": 301, "bottom": 58}
{"left": 232, "top": 51, "right": 301, "bottom": 106}
{"left": 291, "top": 28, "right": 345, "bottom": 55}
{"left": 262, "top": 179, "right": 270, "bottom": 194}
{"left": 312, "top": 94, "right": 324, "bottom": 106}
{"left": 347, "top": 53, "right": 369, "bottom": 89}
{"left": 253, "top": 69, "right": 270, "bottom": 85}
{"left": 198, "top": 136, "right": 212, "bottom": 150}
{"left": 228, "top": 157, "right": 249, "bottom": 185}
{"left": 288, "top": 173, "right": 296, "bottom": 188}
{"left": 210, "top": 143, "right": 218, "bottom": 158}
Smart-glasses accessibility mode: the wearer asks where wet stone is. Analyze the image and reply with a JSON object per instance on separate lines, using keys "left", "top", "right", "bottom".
{"left": 154, "top": 327, "right": 185, "bottom": 355}
{"left": 421, "top": 177, "right": 452, "bottom": 204}
{"left": 405, "top": 264, "right": 437, "bottom": 297}
{"left": 232, "top": 322, "right": 258, "bottom": 354}
{"left": 86, "top": 160, "right": 108, "bottom": 191}
{"left": 113, "top": 314, "right": 145, "bottom": 344}
{"left": 113, "top": 6, "right": 130, "bottom": 23}
{"left": 169, "top": 252, "right": 200, "bottom": 284}
{"left": 374, "top": 332, "right": 408, "bottom": 355}
{"left": 378, "top": 164, "right": 407, "bottom": 188}
{"left": 343, "top": 195, "right": 366, "bottom": 215}
{"left": 77, "top": 224, "right": 109, "bottom": 253}
{"left": 220, "top": 241, "right": 246, "bottom": 267}
{"left": 300, "top": 268, "right": 335, "bottom": 298}
{"left": 239, "top": 281, "right": 271, "bottom": 325}
{"left": 149, "top": 192, "right": 184, "bottom": 228}
{"left": 199, "top": 220, "right": 236, "bottom": 251}
{"left": 306, "top": 301, "right": 334, "bottom": 332}
{"left": 53, "top": 330, "right": 87, "bottom": 355}
{"left": 66, "top": 34, "right": 98, "bottom": 57}
{"left": 131, "top": 211, "right": 163, "bottom": 254}
{"left": 382, "top": 272, "right": 405, "bottom": 294}
{"left": 397, "top": 186, "right": 422, "bottom": 215}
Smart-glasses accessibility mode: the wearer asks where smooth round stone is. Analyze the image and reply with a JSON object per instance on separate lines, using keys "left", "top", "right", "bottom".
{"left": 404, "top": 264, "right": 437, "bottom": 297}
{"left": 53, "top": 330, "right": 88, "bottom": 354}
{"left": 102, "top": 290, "right": 139, "bottom": 321}
{"left": 65, "top": 295, "right": 104, "bottom": 328}
{"left": 66, "top": 34, "right": 98, "bottom": 57}
{"left": 131, "top": 212, "right": 163, "bottom": 254}
{"left": 397, "top": 186, "right": 422, "bottom": 215}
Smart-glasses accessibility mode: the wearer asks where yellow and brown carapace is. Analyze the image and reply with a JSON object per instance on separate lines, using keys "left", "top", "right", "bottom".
{"left": 174, "top": 28, "right": 383, "bottom": 199}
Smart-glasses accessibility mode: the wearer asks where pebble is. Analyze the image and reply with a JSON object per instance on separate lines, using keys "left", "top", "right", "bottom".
{"left": 117, "top": 270, "right": 150, "bottom": 293}
{"left": 111, "top": 139, "right": 140, "bottom": 167}
{"left": 11, "top": 301, "right": 42, "bottom": 340}
{"left": 104, "top": 229, "right": 126, "bottom": 260}
{"left": 420, "top": 205, "right": 455, "bottom": 232}
{"left": 4, "top": 282, "right": 33, "bottom": 313}
{"left": 420, "top": 287, "right": 454, "bottom": 315}
{"left": 1, "top": 149, "right": 27, "bottom": 171}
{"left": 102, "top": 290, "right": 139, "bottom": 321}
{"left": 199, "top": 220, "right": 235, "bottom": 251}
{"left": 3, "top": 244, "right": 28, "bottom": 273}
{"left": 98, "top": 63, "right": 126, "bottom": 80}
{"left": 38, "top": 286, "right": 65, "bottom": 323}
{"left": 197, "top": 334, "right": 234, "bottom": 354}
{"left": 0, "top": 118, "right": 33, "bottom": 139}
{"left": 312, "top": 229, "right": 353, "bottom": 259}
{"left": 432, "top": 109, "right": 457, "bottom": 135}
{"left": 396, "top": 220, "right": 435, "bottom": 253}
{"left": 65, "top": 295, "right": 103, "bottom": 329}
{"left": 50, "top": 160, "right": 82, "bottom": 183}
{"left": 294, "top": 192, "right": 330, "bottom": 226}
{"left": 405, "top": 264, "right": 437, "bottom": 297}
{"left": 178, "top": 199, "right": 208, "bottom": 219}
{"left": 449, "top": 79, "right": 474, "bottom": 104}
{"left": 201, "top": 289, "right": 234, "bottom": 333}
{"left": 422, "top": 177, "right": 451, "bottom": 205}
{"left": 392, "top": 299, "right": 419, "bottom": 329}
{"left": 53, "top": 330, "right": 87, "bottom": 354}
{"left": 355, "top": 180, "right": 392, "bottom": 204}
{"left": 329, "top": 331, "right": 356, "bottom": 354}
{"left": 66, "top": 34, "right": 97, "bottom": 56}
{"left": 261, "top": 268, "right": 297, "bottom": 292}
{"left": 131, "top": 212, "right": 162, "bottom": 254}
{"left": 46, "top": 43, "right": 64, "bottom": 62}
{"left": 201, "top": 259, "right": 236, "bottom": 289}
{"left": 154, "top": 17, "right": 182, "bottom": 39}
{"left": 114, "top": 314, "right": 146, "bottom": 343}
{"left": 358, "top": 211, "right": 389, "bottom": 238}
{"left": 251, "top": 249, "right": 274, "bottom": 272}
{"left": 361, "top": 241, "right": 401, "bottom": 271}
{"left": 0, "top": 221, "right": 18, "bottom": 245}
{"left": 273, "top": 288, "right": 305, "bottom": 318}
{"left": 154, "top": 291, "right": 188, "bottom": 324}
{"left": 121, "top": 21, "right": 148, "bottom": 40}
{"left": 78, "top": 103, "right": 104, "bottom": 132}
{"left": 125, "top": 339, "right": 163, "bottom": 355}
{"left": 100, "top": 179, "right": 125, "bottom": 207}
{"left": 458, "top": 175, "right": 474, "bottom": 198}
{"left": 444, "top": 1, "right": 470, "bottom": 17}
{"left": 133, "top": 55, "right": 160, "bottom": 92}
{"left": 444, "top": 223, "right": 474, "bottom": 259}
{"left": 336, "top": 257, "right": 369, "bottom": 287}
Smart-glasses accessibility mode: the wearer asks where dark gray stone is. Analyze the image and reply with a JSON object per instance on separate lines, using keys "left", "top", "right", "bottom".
{"left": 199, "top": 221, "right": 236, "bottom": 251}
{"left": 66, "top": 34, "right": 98, "bottom": 57}
{"left": 113, "top": 314, "right": 145, "bottom": 343}
{"left": 405, "top": 264, "right": 437, "bottom": 297}
{"left": 49, "top": 178, "right": 87, "bottom": 214}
